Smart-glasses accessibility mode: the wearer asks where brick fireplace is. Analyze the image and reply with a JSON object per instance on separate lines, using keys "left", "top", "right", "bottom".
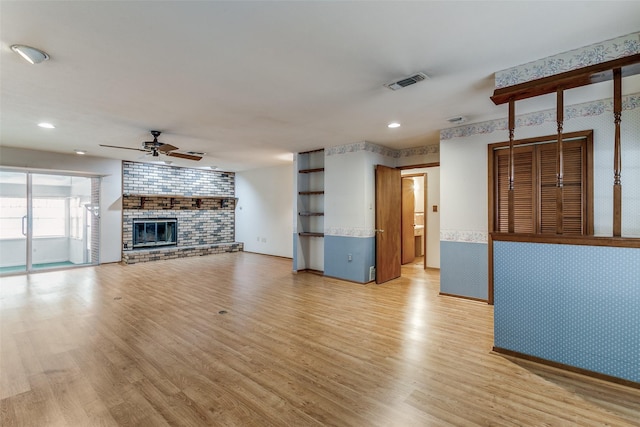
{"left": 121, "top": 161, "right": 243, "bottom": 264}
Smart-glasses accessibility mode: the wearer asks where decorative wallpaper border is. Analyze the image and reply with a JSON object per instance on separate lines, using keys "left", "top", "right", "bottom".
{"left": 325, "top": 141, "right": 439, "bottom": 158}
{"left": 440, "top": 93, "right": 640, "bottom": 141}
{"left": 325, "top": 227, "right": 376, "bottom": 238}
{"left": 495, "top": 32, "right": 640, "bottom": 88}
{"left": 440, "top": 230, "right": 488, "bottom": 244}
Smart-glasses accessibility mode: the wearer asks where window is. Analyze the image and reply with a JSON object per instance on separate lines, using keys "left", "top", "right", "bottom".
{"left": 0, "top": 198, "right": 26, "bottom": 239}
{"left": 490, "top": 131, "right": 593, "bottom": 235}
{"left": 0, "top": 197, "right": 67, "bottom": 238}
{"left": 32, "top": 198, "right": 66, "bottom": 237}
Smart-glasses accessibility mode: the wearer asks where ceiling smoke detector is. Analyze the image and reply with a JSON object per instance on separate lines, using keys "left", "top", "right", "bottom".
{"left": 384, "top": 72, "right": 429, "bottom": 91}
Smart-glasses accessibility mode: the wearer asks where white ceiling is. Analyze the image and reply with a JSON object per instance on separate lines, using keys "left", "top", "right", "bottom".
{"left": 2, "top": 1, "right": 639, "bottom": 171}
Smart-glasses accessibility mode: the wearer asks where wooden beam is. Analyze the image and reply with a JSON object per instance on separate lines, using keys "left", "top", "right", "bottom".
{"left": 508, "top": 99, "right": 515, "bottom": 233}
{"left": 556, "top": 88, "right": 564, "bottom": 234}
{"left": 491, "top": 54, "right": 640, "bottom": 105}
{"left": 613, "top": 68, "right": 622, "bottom": 237}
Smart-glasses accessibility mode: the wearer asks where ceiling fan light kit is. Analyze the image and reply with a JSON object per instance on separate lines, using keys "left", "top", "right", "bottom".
{"left": 99, "top": 131, "right": 203, "bottom": 161}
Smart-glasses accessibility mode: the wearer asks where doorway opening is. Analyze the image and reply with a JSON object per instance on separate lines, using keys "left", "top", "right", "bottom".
{"left": 375, "top": 163, "right": 439, "bottom": 284}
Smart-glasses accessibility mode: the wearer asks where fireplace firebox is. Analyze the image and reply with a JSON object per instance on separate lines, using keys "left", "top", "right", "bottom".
{"left": 133, "top": 219, "right": 177, "bottom": 248}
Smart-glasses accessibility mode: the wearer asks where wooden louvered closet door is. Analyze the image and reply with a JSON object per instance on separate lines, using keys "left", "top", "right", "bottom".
{"left": 538, "top": 141, "right": 585, "bottom": 234}
{"left": 495, "top": 146, "right": 535, "bottom": 233}
{"left": 494, "top": 139, "right": 587, "bottom": 235}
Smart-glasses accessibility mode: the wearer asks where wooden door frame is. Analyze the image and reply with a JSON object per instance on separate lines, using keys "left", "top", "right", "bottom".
{"left": 401, "top": 177, "right": 416, "bottom": 265}
{"left": 399, "top": 162, "right": 438, "bottom": 270}
{"left": 401, "top": 173, "right": 427, "bottom": 269}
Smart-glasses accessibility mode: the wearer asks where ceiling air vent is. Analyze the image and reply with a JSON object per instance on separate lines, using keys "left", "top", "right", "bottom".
{"left": 447, "top": 116, "right": 467, "bottom": 124}
{"left": 384, "top": 72, "right": 429, "bottom": 91}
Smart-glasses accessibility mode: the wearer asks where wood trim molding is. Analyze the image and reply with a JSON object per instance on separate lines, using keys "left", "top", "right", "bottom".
{"left": 493, "top": 347, "right": 640, "bottom": 390}
{"left": 491, "top": 53, "right": 640, "bottom": 105}
{"left": 439, "top": 292, "right": 488, "bottom": 303}
{"left": 491, "top": 232, "right": 640, "bottom": 248}
{"left": 397, "top": 162, "right": 440, "bottom": 170}
{"left": 489, "top": 130, "right": 593, "bottom": 150}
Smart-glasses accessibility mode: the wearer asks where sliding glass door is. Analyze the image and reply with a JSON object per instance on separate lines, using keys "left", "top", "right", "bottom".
{"left": 0, "top": 171, "right": 28, "bottom": 273}
{"left": 0, "top": 170, "right": 100, "bottom": 275}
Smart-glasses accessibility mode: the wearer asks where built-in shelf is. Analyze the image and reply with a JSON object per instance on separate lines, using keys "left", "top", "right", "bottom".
{"left": 299, "top": 168, "right": 324, "bottom": 174}
{"left": 296, "top": 149, "right": 325, "bottom": 272}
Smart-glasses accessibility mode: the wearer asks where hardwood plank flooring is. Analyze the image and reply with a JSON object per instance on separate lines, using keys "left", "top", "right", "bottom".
{"left": 1, "top": 252, "right": 639, "bottom": 426}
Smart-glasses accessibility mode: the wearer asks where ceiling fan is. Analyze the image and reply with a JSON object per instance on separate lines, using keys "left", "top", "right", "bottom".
{"left": 100, "top": 131, "right": 203, "bottom": 161}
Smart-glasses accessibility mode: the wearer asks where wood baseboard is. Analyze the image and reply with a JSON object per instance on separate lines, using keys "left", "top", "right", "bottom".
{"left": 439, "top": 292, "right": 488, "bottom": 303}
{"left": 493, "top": 347, "right": 640, "bottom": 390}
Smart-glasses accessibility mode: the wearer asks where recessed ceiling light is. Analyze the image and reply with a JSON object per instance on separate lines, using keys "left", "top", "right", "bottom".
{"left": 38, "top": 122, "right": 55, "bottom": 129}
{"left": 11, "top": 44, "right": 50, "bottom": 64}
{"left": 74, "top": 150, "right": 87, "bottom": 155}
{"left": 388, "top": 122, "right": 401, "bottom": 128}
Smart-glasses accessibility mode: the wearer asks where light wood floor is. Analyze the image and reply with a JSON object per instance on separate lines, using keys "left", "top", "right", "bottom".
{"left": 1, "top": 252, "right": 639, "bottom": 426}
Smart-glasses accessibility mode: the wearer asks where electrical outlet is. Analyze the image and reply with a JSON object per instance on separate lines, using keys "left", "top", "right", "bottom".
{"left": 369, "top": 266, "right": 375, "bottom": 281}
{"left": 348, "top": 253, "right": 352, "bottom": 262}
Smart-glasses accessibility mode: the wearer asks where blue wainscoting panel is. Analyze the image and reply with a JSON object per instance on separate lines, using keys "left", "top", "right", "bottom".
{"left": 494, "top": 241, "right": 640, "bottom": 383}
{"left": 324, "top": 236, "right": 375, "bottom": 283}
{"left": 440, "top": 241, "right": 488, "bottom": 300}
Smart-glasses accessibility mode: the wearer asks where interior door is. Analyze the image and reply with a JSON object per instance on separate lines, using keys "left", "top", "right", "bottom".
{"left": 375, "top": 165, "right": 401, "bottom": 283}
{"left": 401, "top": 177, "right": 415, "bottom": 264}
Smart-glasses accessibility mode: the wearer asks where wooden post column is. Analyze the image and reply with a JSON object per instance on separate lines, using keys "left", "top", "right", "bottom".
{"left": 508, "top": 98, "right": 515, "bottom": 233}
{"left": 556, "top": 88, "right": 564, "bottom": 234}
{"left": 613, "top": 68, "right": 622, "bottom": 237}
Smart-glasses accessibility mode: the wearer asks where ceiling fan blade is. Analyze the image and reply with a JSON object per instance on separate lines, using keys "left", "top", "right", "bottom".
{"left": 100, "top": 144, "right": 147, "bottom": 152}
{"left": 158, "top": 143, "right": 179, "bottom": 153}
{"left": 166, "top": 152, "right": 202, "bottom": 161}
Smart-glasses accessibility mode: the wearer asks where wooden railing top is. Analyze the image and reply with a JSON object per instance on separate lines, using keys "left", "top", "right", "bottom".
{"left": 491, "top": 53, "right": 640, "bottom": 105}
{"left": 491, "top": 232, "right": 640, "bottom": 249}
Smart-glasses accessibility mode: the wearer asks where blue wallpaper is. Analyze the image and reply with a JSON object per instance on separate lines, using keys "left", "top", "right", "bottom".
{"left": 324, "top": 235, "right": 375, "bottom": 283}
{"left": 440, "top": 241, "right": 488, "bottom": 300}
{"left": 494, "top": 241, "right": 640, "bottom": 383}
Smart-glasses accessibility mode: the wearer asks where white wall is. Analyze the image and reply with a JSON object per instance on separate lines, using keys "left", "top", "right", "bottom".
{"left": 440, "top": 140, "right": 489, "bottom": 235}
{"left": 236, "top": 164, "right": 293, "bottom": 258}
{"left": 0, "top": 146, "right": 123, "bottom": 263}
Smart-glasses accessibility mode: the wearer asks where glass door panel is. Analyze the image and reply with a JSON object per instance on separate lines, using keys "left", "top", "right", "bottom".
{"left": 31, "top": 174, "right": 94, "bottom": 270}
{"left": 0, "top": 171, "right": 28, "bottom": 274}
